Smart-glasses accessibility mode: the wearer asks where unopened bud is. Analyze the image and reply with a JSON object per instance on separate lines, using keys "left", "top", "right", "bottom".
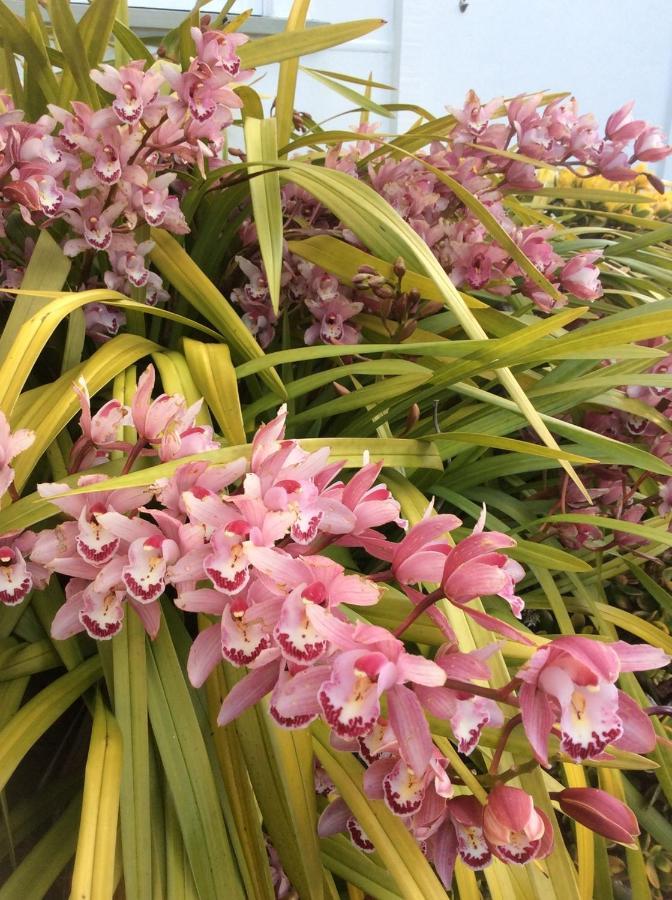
{"left": 357, "top": 265, "right": 378, "bottom": 276}
{"left": 379, "top": 296, "right": 393, "bottom": 320}
{"left": 419, "top": 300, "right": 444, "bottom": 318}
{"left": 646, "top": 172, "right": 665, "bottom": 195}
{"left": 393, "top": 256, "right": 406, "bottom": 279}
{"left": 555, "top": 789, "right": 639, "bottom": 846}
{"left": 333, "top": 382, "right": 350, "bottom": 396}
{"left": 373, "top": 283, "right": 395, "bottom": 300}
{"left": 352, "top": 273, "right": 372, "bottom": 288}
{"left": 404, "top": 403, "right": 420, "bottom": 433}
{"left": 397, "top": 320, "right": 417, "bottom": 341}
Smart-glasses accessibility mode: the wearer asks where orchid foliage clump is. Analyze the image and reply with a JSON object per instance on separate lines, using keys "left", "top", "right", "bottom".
{"left": 0, "top": 2, "right": 671, "bottom": 899}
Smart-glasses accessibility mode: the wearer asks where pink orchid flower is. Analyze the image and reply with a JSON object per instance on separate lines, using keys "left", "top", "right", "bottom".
{"left": 304, "top": 294, "right": 363, "bottom": 346}
{"left": 37, "top": 474, "right": 150, "bottom": 568}
{"left": 156, "top": 458, "right": 246, "bottom": 519}
{"left": 0, "top": 530, "right": 48, "bottom": 606}
{"left": 605, "top": 101, "right": 646, "bottom": 142}
{"left": 389, "top": 513, "right": 462, "bottom": 585}
{"left": 191, "top": 28, "right": 249, "bottom": 80}
{"left": 633, "top": 125, "right": 672, "bottom": 162}
{"left": 90, "top": 60, "right": 163, "bottom": 125}
{"left": 318, "top": 797, "right": 375, "bottom": 853}
{"left": 308, "top": 609, "right": 445, "bottom": 751}
{"left": 96, "top": 511, "right": 181, "bottom": 604}
{"left": 245, "top": 546, "right": 380, "bottom": 663}
{"left": 519, "top": 635, "right": 669, "bottom": 765}
{"left": 63, "top": 196, "right": 127, "bottom": 254}
{"left": 445, "top": 796, "right": 492, "bottom": 871}
{"left": 483, "top": 785, "right": 553, "bottom": 864}
{"left": 83, "top": 303, "right": 126, "bottom": 346}
{"left": 70, "top": 377, "right": 130, "bottom": 469}
{"left": 0, "top": 411, "right": 34, "bottom": 497}
{"left": 559, "top": 251, "right": 603, "bottom": 301}
{"left": 441, "top": 510, "right": 525, "bottom": 619}
{"left": 50, "top": 576, "right": 160, "bottom": 641}
{"left": 363, "top": 741, "right": 452, "bottom": 818}
{"left": 130, "top": 364, "right": 203, "bottom": 457}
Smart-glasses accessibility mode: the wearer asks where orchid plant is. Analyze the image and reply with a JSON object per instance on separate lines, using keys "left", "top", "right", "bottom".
{"left": 0, "top": 2, "right": 671, "bottom": 900}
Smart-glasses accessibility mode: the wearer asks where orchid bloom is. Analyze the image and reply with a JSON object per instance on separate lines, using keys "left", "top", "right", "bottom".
{"left": 483, "top": 785, "right": 553, "bottom": 864}
{"left": 90, "top": 60, "right": 163, "bottom": 125}
{"left": 441, "top": 510, "right": 524, "bottom": 612}
{"left": 0, "top": 530, "right": 47, "bottom": 606}
{"left": 309, "top": 610, "right": 445, "bottom": 748}
{"left": 559, "top": 251, "right": 603, "bottom": 301}
{"left": 519, "top": 635, "right": 669, "bottom": 765}
{"left": 70, "top": 377, "right": 129, "bottom": 469}
{"left": 244, "top": 546, "right": 380, "bottom": 664}
{"left": 389, "top": 513, "right": 461, "bottom": 585}
{"left": 0, "top": 411, "right": 34, "bottom": 497}
{"left": 130, "top": 364, "right": 205, "bottom": 458}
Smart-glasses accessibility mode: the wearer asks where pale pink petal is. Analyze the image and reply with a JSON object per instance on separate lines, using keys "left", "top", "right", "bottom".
{"left": 387, "top": 683, "right": 433, "bottom": 775}
{"left": 217, "top": 660, "right": 280, "bottom": 726}
{"left": 519, "top": 682, "right": 556, "bottom": 767}
{"left": 187, "top": 624, "right": 221, "bottom": 687}
{"left": 398, "top": 652, "right": 446, "bottom": 687}
{"left": 51, "top": 596, "right": 85, "bottom": 639}
{"left": 317, "top": 798, "right": 350, "bottom": 837}
{"left": 611, "top": 641, "right": 670, "bottom": 672}
{"left": 269, "top": 666, "right": 324, "bottom": 728}
{"left": 613, "top": 690, "right": 656, "bottom": 754}
{"left": 175, "top": 588, "right": 226, "bottom": 614}
{"left": 128, "top": 598, "right": 161, "bottom": 638}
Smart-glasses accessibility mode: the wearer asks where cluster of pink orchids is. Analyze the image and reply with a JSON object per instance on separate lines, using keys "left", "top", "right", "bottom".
{"left": 0, "top": 368, "right": 668, "bottom": 888}
{"left": 0, "top": 26, "right": 250, "bottom": 314}
{"left": 232, "top": 92, "right": 672, "bottom": 347}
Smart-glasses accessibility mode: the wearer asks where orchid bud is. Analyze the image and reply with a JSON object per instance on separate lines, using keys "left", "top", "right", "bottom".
{"left": 393, "top": 256, "right": 406, "bottom": 279}
{"left": 351, "top": 273, "right": 372, "bottom": 288}
{"left": 418, "top": 301, "right": 443, "bottom": 318}
{"left": 372, "top": 282, "right": 395, "bottom": 300}
{"left": 397, "top": 320, "right": 417, "bottom": 341}
{"left": 379, "top": 296, "right": 393, "bottom": 320}
{"left": 333, "top": 382, "right": 350, "bottom": 396}
{"left": 556, "top": 788, "right": 639, "bottom": 845}
{"left": 404, "top": 403, "right": 420, "bottom": 433}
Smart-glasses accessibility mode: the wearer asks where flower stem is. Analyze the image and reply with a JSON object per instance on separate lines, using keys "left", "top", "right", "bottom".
{"left": 121, "top": 438, "right": 147, "bottom": 475}
{"left": 489, "top": 713, "right": 523, "bottom": 775}
{"left": 393, "top": 587, "right": 443, "bottom": 637}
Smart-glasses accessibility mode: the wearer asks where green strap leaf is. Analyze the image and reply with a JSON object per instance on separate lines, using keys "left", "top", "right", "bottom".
{"left": 147, "top": 623, "right": 244, "bottom": 900}
{"left": 244, "top": 117, "right": 284, "bottom": 315}
{"left": 239, "top": 18, "right": 385, "bottom": 68}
